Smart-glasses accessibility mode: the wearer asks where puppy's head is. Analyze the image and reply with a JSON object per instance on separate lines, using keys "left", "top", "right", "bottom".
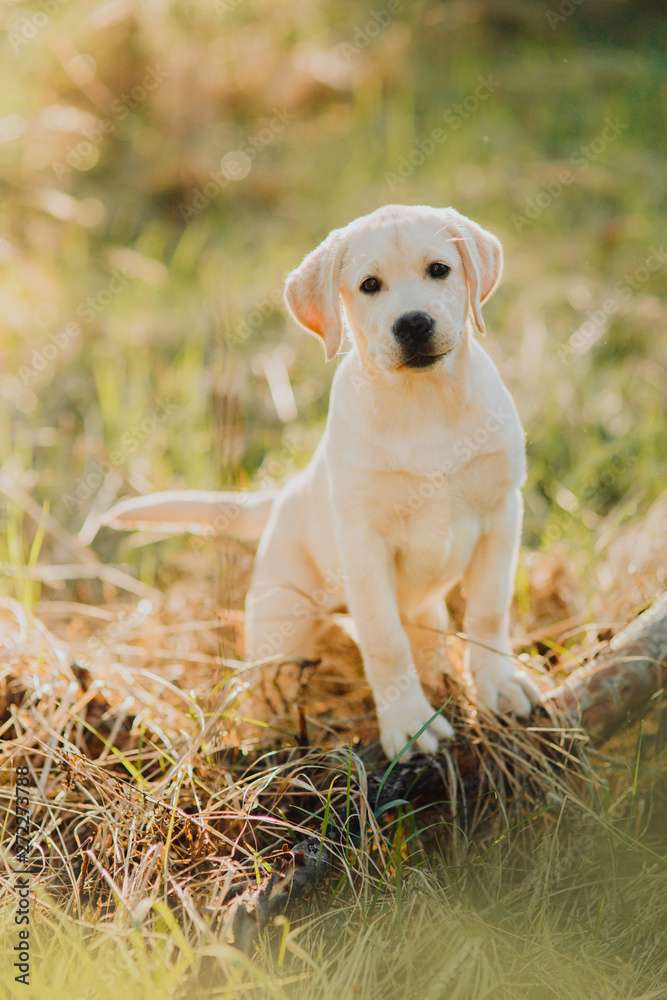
{"left": 284, "top": 205, "right": 503, "bottom": 373}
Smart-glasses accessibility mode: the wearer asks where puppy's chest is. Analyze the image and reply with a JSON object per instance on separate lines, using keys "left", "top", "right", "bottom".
{"left": 375, "top": 448, "right": 517, "bottom": 528}
{"left": 373, "top": 450, "right": 516, "bottom": 588}
{"left": 394, "top": 503, "right": 479, "bottom": 597}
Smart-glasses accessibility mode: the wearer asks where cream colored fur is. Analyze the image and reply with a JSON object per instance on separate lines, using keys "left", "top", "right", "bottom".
{"left": 103, "top": 204, "right": 541, "bottom": 758}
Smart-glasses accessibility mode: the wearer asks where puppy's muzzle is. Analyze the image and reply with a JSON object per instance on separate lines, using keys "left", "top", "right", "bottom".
{"left": 393, "top": 311, "right": 446, "bottom": 369}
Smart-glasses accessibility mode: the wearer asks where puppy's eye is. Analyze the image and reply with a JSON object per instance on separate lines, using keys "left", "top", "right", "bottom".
{"left": 427, "top": 261, "right": 451, "bottom": 279}
{"left": 359, "top": 276, "right": 382, "bottom": 294}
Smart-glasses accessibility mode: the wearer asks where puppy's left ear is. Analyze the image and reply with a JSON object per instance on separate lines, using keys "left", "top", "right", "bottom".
{"left": 284, "top": 229, "right": 345, "bottom": 361}
{"left": 445, "top": 209, "right": 503, "bottom": 335}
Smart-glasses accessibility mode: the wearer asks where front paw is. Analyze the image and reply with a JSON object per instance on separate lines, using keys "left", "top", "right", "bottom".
{"left": 375, "top": 681, "right": 454, "bottom": 759}
{"left": 471, "top": 652, "right": 541, "bottom": 717}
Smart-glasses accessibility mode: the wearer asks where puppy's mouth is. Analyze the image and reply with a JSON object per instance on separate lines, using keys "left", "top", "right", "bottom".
{"left": 400, "top": 350, "right": 450, "bottom": 370}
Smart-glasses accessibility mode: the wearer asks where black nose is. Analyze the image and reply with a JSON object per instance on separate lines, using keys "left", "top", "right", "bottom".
{"left": 392, "top": 311, "right": 435, "bottom": 346}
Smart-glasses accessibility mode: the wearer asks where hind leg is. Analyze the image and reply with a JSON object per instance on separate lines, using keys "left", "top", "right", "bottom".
{"left": 245, "top": 580, "right": 320, "bottom": 663}
{"left": 242, "top": 587, "right": 321, "bottom": 724}
{"left": 239, "top": 534, "right": 331, "bottom": 736}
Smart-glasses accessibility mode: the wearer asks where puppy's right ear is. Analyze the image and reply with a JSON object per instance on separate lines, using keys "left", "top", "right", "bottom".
{"left": 284, "top": 229, "right": 344, "bottom": 361}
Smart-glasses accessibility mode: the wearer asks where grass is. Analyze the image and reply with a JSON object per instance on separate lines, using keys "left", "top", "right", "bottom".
{"left": 2, "top": 763, "right": 667, "bottom": 998}
{"left": 1, "top": 0, "right": 666, "bottom": 996}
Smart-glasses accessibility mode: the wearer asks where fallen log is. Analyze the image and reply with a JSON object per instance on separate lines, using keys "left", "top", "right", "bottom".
{"left": 222, "top": 593, "right": 667, "bottom": 950}
{"left": 545, "top": 592, "right": 667, "bottom": 745}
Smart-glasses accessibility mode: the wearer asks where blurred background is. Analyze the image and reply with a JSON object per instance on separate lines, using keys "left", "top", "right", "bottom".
{"left": 0, "top": 0, "right": 665, "bottom": 611}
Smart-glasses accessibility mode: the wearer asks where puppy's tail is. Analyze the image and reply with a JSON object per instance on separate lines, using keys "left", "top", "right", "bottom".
{"left": 100, "top": 489, "right": 276, "bottom": 542}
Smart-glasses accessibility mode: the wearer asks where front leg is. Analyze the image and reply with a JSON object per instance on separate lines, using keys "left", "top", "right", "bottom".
{"left": 405, "top": 602, "right": 452, "bottom": 694}
{"left": 339, "top": 528, "right": 453, "bottom": 758}
{"left": 463, "top": 489, "right": 541, "bottom": 716}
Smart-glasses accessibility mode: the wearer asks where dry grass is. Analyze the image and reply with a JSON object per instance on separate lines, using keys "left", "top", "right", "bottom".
{"left": 3, "top": 493, "right": 666, "bottom": 955}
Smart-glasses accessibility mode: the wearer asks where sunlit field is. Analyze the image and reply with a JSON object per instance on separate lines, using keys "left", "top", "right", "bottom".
{"left": 1, "top": 1, "right": 666, "bottom": 997}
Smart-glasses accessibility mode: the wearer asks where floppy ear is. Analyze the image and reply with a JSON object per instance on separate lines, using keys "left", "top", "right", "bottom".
{"left": 445, "top": 209, "right": 503, "bottom": 335}
{"left": 284, "top": 229, "right": 345, "bottom": 361}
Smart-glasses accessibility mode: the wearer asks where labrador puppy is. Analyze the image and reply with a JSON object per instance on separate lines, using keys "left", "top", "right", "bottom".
{"left": 103, "top": 204, "right": 541, "bottom": 758}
